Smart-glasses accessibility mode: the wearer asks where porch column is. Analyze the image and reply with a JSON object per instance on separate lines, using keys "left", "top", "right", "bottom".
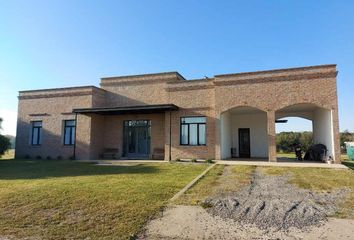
{"left": 164, "top": 111, "right": 172, "bottom": 161}
{"left": 332, "top": 108, "right": 341, "bottom": 163}
{"left": 267, "top": 110, "right": 277, "bottom": 162}
{"left": 214, "top": 113, "right": 221, "bottom": 160}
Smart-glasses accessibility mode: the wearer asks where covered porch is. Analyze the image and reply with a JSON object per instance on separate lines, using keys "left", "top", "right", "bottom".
{"left": 73, "top": 104, "right": 178, "bottom": 160}
{"left": 219, "top": 103, "right": 337, "bottom": 163}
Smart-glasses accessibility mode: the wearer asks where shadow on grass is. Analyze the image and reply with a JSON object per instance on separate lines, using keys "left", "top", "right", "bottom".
{"left": 0, "top": 159, "right": 159, "bottom": 180}
{"left": 342, "top": 161, "right": 354, "bottom": 170}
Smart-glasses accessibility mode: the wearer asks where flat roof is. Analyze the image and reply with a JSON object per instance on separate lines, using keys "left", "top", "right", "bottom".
{"left": 73, "top": 104, "right": 179, "bottom": 115}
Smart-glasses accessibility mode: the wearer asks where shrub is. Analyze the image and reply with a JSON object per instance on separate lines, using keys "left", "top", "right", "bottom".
{"left": 57, "top": 155, "right": 62, "bottom": 160}
{"left": 191, "top": 158, "right": 197, "bottom": 163}
{"left": 69, "top": 155, "right": 75, "bottom": 160}
{"left": 46, "top": 156, "right": 52, "bottom": 160}
{"left": 175, "top": 158, "right": 181, "bottom": 162}
{"left": 24, "top": 154, "right": 31, "bottom": 159}
{"left": 200, "top": 201, "right": 213, "bottom": 208}
{"left": 36, "top": 155, "right": 42, "bottom": 160}
{"left": 0, "top": 135, "right": 11, "bottom": 157}
{"left": 206, "top": 159, "right": 214, "bottom": 163}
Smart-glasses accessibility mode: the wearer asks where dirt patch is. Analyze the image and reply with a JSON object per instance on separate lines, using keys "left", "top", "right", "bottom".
{"left": 205, "top": 168, "right": 348, "bottom": 230}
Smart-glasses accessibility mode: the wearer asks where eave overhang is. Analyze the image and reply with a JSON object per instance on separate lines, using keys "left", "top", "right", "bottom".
{"left": 73, "top": 104, "right": 179, "bottom": 115}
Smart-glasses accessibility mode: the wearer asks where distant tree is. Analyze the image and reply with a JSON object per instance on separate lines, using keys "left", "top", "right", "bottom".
{"left": 0, "top": 118, "right": 11, "bottom": 156}
{"left": 276, "top": 131, "right": 313, "bottom": 153}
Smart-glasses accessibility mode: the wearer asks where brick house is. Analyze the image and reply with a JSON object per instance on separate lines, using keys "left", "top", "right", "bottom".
{"left": 15, "top": 64, "right": 341, "bottom": 163}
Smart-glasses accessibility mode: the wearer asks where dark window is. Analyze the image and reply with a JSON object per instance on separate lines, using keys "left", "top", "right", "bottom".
{"left": 180, "top": 117, "right": 206, "bottom": 146}
{"left": 31, "top": 121, "right": 42, "bottom": 146}
{"left": 63, "top": 120, "right": 76, "bottom": 145}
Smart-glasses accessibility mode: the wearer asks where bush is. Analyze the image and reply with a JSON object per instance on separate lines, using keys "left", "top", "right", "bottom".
{"left": 206, "top": 159, "right": 214, "bottom": 164}
{"left": 24, "top": 154, "right": 31, "bottom": 159}
{"left": 200, "top": 201, "right": 213, "bottom": 208}
{"left": 69, "top": 155, "right": 75, "bottom": 160}
{"left": 46, "top": 156, "right": 52, "bottom": 160}
{"left": 36, "top": 155, "right": 42, "bottom": 160}
{"left": 191, "top": 158, "right": 197, "bottom": 162}
{"left": 175, "top": 158, "right": 181, "bottom": 162}
{"left": 0, "top": 135, "right": 11, "bottom": 157}
{"left": 57, "top": 155, "right": 62, "bottom": 160}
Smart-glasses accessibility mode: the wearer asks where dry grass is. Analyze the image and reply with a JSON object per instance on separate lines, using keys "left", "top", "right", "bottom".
{"left": 0, "top": 149, "right": 14, "bottom": 160}
{"left": 0, "top": 160, "right": 208, "bottom": 239}
{"left": 175, "top": 165, "right": 255, "bottom": 205}
{"left": 261, "top": 166, "right": 354, "bottom": 219}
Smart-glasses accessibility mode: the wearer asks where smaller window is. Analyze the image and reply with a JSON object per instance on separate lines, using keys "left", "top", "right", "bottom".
{"left": 63, "top": 120, "right": 76, "bottom": 146}
{"left": 180, "top": 117, "right": 206, "bottom": 146}
{"left": 31, "top": 121, "right": 42, "bottom": 146}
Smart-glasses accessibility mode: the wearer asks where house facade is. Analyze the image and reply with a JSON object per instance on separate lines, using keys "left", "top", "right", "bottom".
{"left": 15, "top": 64, "right": 341, "bottom": 163}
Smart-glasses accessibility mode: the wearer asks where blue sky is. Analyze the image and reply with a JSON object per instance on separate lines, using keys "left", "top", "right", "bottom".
{"left": 0, "top": 0, "right": 353, "bottom": 135}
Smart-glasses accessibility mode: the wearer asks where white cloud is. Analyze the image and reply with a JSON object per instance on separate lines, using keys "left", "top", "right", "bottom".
{"left": 0, "top": 109, "right": 17, "bottom": 136}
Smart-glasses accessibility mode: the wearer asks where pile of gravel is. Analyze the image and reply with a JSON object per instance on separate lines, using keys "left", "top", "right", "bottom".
{"left": 204, "top": 169, "right": 347, "bottom": 230}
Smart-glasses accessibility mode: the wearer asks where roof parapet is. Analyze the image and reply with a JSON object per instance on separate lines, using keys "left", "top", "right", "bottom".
{"left": 18, "top": 86, "right": 106, "bottom": 100}
{"left": 214, "top": 64, "right": 337, "bottom": 79}
{"left": 101, "top": 71, "right": 185, "bottom": 83}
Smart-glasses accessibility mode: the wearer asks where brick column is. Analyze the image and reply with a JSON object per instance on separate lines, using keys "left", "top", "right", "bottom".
{"left": 332, "top": 108, "right": 341, "bottom": 163}
{"left": 267, "top": 110, "right": 277, "bottom": 162}
{"left": 214, "top": 114, "right": 221, "bottom": 160}
{"left": 164, "top": 111, "right": 171, "bottom": 161}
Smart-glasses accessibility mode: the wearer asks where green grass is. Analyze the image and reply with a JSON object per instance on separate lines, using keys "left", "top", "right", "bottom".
{"left": 0, "top": 160, "right": 208, "bottom": 239}
{"left": 176, "top": 165, "right": 255, "bottom": 205}
{"left": 342, "top": 161, "right": 354, "bottom": 170}
{"left": 341, "top": 154, "right": 354, "bottom": 169}
{"left": 261, "top": 167, "right": 354, "bottom": 219}
{"left": 277, "top": 152, "right": 296, "bottom": 159}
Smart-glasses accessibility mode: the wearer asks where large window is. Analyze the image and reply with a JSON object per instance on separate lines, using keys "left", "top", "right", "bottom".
{"left": 63, "top": 120, "right": 76, "bottom": 145}
{"left": 31, "top": 121, "right": 42, "bottom": 146}
{"left": 180, "top": 117, "right": 206, "bottom": 146}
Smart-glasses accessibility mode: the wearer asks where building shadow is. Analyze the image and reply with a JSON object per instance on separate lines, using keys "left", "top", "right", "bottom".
{"left": 0, "top": 159, "right": 159, "bottom": 180}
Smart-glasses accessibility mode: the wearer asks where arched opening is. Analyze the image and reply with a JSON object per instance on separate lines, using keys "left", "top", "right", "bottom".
{"left": 220, "top": 106, "right": 268, "bottom": 159}
{"left": 275, "top": 103, "right": 334, "bottom": 161}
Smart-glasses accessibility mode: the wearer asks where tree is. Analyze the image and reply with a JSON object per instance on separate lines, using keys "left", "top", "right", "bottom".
{"left": 0, "top": 118, "right": 11, "bottom": 156}
{"left": 340, "top": 130, "right": 354, "bottom": 152}
{"left": 276, "top": 131, "right": 313, "bottom": 153}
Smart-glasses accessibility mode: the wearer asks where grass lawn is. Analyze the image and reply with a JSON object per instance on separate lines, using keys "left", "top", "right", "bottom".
{"left": 0, "top": 159, "right": 208, "bottom": 239}
{"left": 261, "top": 167, "right": 354, "bottom": 219}
{"left": 341, "top": 154, "right": 354, "bottom": 170}
{"left": 175, "top": 165, "right": 255, "bottom": 205}
{"left": 277, "top": 152, "right": 296, "bottom": 159}
{"left": 278, "top": 152, "right": 354, "bottom": 169}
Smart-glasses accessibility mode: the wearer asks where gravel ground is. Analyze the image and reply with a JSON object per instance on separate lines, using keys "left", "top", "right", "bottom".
{"left": 142, "top": 205, "right": 354, "bottom": 240}
{"left": 141, "top": 166, "right": 352, "bottom": 239}
{"left": 204, "top": 168, "right": 348, "bottom": 230}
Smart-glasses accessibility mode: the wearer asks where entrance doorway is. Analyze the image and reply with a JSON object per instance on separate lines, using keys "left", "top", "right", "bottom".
{"left": 123, "top": 120, "right": 151, "bottom": 158}
{"left": 239, "top": 128, "right": 251, "bottom": 158}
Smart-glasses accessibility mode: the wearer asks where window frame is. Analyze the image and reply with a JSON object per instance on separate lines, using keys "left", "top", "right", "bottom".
{"left": 31, "top": 121, "right": 42, "bottom": 146}
{"left": 63, "top": 119, "right": 76, "bottom": 146}
{"left": 180, "top": 116, "right": 206, "bottom": 146}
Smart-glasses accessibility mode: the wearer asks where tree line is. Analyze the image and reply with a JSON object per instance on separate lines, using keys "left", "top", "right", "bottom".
{"left": 0, "top": 118, "right": 11, "bottom": 157}
{"left": 277, "top": 131, "right": 354, "bottom": 153}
